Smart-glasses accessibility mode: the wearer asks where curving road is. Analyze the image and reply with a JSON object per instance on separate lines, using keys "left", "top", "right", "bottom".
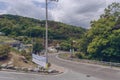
{"left": 0, "top": 52, "right": 120, "bottom": 80}
{"left": 49, "top": 53, "right": 120, "bottom": 80}
{"left": 0, "top": 70, "right": 101, "bottom": 80}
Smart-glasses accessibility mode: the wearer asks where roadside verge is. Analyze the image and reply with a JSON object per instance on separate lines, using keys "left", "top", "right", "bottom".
{"left": 57, "top": 53, "right": 120, "bottom": 71}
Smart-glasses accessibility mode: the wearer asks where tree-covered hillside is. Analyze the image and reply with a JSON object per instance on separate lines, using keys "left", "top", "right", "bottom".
{"left": 0, "top": 14, "right": 86, "bottom": 40}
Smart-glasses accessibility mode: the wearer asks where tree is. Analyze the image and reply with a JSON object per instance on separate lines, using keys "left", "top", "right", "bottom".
{"left": 33, "top": 39, "right": 44, "bottom": 54}
{"left": 78, "top": 2, "right": 120, "bottom": 62}
{"left": 60, "top": 40, "right": 71, "bottom": 51}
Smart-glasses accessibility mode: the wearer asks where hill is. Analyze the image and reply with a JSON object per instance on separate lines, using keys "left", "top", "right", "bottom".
{"left": 0, "top": 14, "right": 86, "bottom": 40}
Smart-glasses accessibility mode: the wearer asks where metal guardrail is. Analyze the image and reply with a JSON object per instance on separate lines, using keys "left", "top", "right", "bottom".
{"left": 79, "top": 60, "right": 120, "bottom": 68}
{"left": 98, "top": 61, "right": 120, "bottom": 67}
{"left": 70, "top": 58, "right": 120, "bottom": 68}
{"left": 59, "top": 52, "right": 120, "bottom": 68}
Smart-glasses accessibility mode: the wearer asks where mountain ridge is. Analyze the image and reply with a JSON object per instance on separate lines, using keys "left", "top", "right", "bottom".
{"left": 0, "top": 14, "right": 86, "bottom": 40}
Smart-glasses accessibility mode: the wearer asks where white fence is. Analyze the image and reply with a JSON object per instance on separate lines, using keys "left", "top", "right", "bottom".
{"left": 32, "top": 54, "right": 46, "bottom": 68}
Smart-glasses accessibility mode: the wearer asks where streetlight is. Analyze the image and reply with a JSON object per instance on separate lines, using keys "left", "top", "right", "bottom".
{"left": 45, "top": 0, "right": 58, "bottom": 68}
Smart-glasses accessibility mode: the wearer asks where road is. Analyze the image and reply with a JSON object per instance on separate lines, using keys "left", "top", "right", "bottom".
{"left": 0, "top": 52, "right": 119, "bottom": 80}
{"left": 49, "top": 53, "right": 120, "bottom": 80}
{"left": 0, "top": 70, "right": 101, "bottom": 80}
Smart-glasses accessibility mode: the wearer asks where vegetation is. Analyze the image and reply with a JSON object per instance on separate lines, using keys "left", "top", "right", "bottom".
{"left": 33, "top": 39, "right": 44, "bottom": 54}
{"left": 77, "top": 2, "right": 120, "bottom": 62}
{"left": 0, "top": 44, "right": 10, "bottom": 60}
{"left": 0, "top": 36, "right": 16, "bottom": 43}
{"left": 0, "top": 2, "right": 119, "bottom": 63}
{"left": 21, "top": 50, "right": 31, "bottom": 60}
{"left": 0, "top": 14, "right": 86, "bottom": 53}
{"left": 59, "top": 40, "right": 71, "bottom": 51}
{"left": 0, "top": 14, "right": 86, "bottom": 40}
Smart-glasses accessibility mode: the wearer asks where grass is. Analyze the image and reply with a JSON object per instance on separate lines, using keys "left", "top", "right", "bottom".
{"left": 58, "top": 53, "right": 71, "bottom": 59}
{"left": 0, "top": 36, "right": 16, "bottom": 43}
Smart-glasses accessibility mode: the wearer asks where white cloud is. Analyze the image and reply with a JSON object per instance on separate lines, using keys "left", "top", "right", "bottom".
{"left": 0, "top": 0, "right": 119, "bottom": 28}
{"left": 0, "top": 0, "right": 46, "bottom": 19}
{"left": 51, "top": 0, "right": 106, "bottom": 28}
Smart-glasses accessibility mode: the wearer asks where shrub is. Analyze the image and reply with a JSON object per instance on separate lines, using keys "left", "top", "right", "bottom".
{"left": 21, "top": 50, "right": 31, "bottom": 61}
{"left": 75, "top": 52, "right": 86, "bottom": 59}
{"left": 0, "top": 44, "right": 10, "bottom": 60}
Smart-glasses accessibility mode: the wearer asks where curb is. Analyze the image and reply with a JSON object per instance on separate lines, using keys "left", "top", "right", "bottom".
{"left": 0, "top": 68, "right": 63, "bottom": 75}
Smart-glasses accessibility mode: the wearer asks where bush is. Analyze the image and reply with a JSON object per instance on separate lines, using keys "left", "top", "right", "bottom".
{"left": 60, "top": 41, "right": 71, "bottom": 51}
{"left": 21, "top": 50, "right": 31, "bottom": 61}
{"left": 33, "top": 39, "right": 44, "bottom": 54}
{"left": 75, "top": 52, "right": 86, "bottom": 59}
{"left": 0, "top": 44, "right": 10, "bottom": 60}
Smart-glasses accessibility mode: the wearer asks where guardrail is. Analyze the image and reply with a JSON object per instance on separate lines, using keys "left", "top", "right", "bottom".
{"left": 96, "top": 61, "right": 120, "bottom": 67}
{"left": 59, "top": 52, "right": 120, "bottom": 68}
{"left": 78, "top": 59, "right": 120, "bottom": 68}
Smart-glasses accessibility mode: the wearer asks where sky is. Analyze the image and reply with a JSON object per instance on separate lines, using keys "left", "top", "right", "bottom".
{"left": 0, "top": 0, "right": 120, "bottom": 28}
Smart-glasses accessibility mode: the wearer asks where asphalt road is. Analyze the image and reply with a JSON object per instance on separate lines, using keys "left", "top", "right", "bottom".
{"left": 0, "top": 70, "right": 101, "bottom": 80}
{"left": 0, "top": 52, "right": 119, "bottom": 80}
{"left": 48, "top": 53, "right": 120, "bottom": 80}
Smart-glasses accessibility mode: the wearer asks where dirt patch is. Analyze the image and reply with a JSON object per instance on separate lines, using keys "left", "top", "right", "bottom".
{"left": 10, "top": 52, "right": 37, "bottom": 68}
{"left": 0, "top": 52, "right": 37, "bottom": 68}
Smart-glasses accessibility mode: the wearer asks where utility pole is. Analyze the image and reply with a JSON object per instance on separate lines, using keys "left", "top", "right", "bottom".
{"left": 45, "top": 0, "right": 48, "bottom": 64}
{"left": 45, "top": 0, "right": 58, "bottom": 68}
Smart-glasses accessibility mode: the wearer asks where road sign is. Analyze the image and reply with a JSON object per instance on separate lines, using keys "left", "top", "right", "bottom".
{"left": 32, "top": 54, "right": 47, "bottom": 68}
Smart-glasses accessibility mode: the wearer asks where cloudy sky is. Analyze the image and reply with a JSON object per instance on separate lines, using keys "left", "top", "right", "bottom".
{"left": 0, "top": 0, "right": 120, "bottom": 28}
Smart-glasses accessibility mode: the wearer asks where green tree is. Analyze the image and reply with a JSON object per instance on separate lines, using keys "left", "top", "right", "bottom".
{"left": 60, "top": 40, "right": 71, "bottom": 51}
{"left": 33, "top": 39, "right": 44, "bottom": 54}
{"left": 78, "top": 2, "right": 120, "bottom": 62}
